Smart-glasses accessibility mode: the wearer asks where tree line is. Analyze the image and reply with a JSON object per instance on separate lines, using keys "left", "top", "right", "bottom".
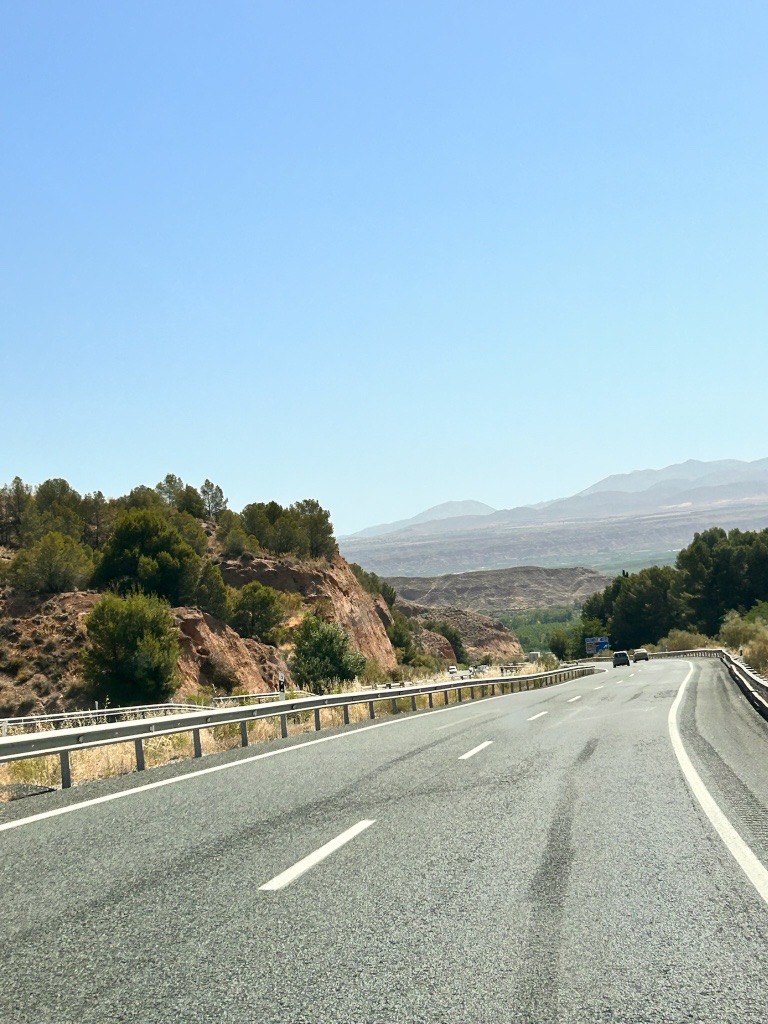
{"left": 551, "top": 526, "right": 768, "bottom": 658}
{"left": 0, "top": 474, "right": 337, "bottom": 591}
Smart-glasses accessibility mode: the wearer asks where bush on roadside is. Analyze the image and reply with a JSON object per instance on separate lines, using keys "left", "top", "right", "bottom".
{"left": 290, "top": 614, "right": 366, "bottom": 694}
{"left": 655, "top": 628, "right": 713, "bottom": 652}
{"left": 80, "top": 592, "right": 179, "bottom": 705}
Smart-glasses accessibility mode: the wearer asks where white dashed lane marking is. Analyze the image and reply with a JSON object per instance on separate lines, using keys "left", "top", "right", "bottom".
{"left": 260, "top": 820, "right": 375, "bottom": 891}
{"left": 458, "top": 741, "right": 493, "bottom": 761}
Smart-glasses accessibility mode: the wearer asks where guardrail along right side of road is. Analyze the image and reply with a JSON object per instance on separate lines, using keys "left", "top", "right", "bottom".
{"left": 651, "top": 647, "right": 768, "bottom": 720}
{"left": 0, "top": 664, "right": 599, "bottom": 790}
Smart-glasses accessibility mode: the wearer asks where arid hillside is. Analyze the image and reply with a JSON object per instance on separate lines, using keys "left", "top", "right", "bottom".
{"left": 398, "top": 601, "right": 524, "bottom": 664}
{"left": 0, "top": 549, "right": 399, "bottom": 717}
{"left": 386, "top": 565, "right": 612, "bottom": 614}
{"left": 0, "top": 590, "right": 292, "bottom": 717}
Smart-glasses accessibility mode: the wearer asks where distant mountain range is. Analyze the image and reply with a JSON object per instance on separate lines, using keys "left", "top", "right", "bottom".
{"left": 339, "top": 458, "right": 768, "bottom": 577}
{"left": 349, "top": 500, "right": 497, "bottom": 539}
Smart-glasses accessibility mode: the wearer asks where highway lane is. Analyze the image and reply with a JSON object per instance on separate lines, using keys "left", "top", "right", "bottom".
{"left": 2, "top": 660, "right": 768, "bottom": 1022}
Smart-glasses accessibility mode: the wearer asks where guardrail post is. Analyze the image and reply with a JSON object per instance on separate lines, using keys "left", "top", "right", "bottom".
{"left": 134, "top": 738, "right": 145, "bottom": 771}
{"left": 428, "top": 691, "right": 433, "bottom": 708}
{"left": 314, "top": 707, "right": 322, "bottom": 731}
{"left": 60, "top": 750, "right": 72, "bottom": 789}
{"left": 193, "top": 729, "right": 202, "bottom": 758}
{"left": 391, "top": 697, "right": 399, "bottom": 715}
{"left": 443, "top": 689, "right": 449, "bottom": 706}
{"left": 369, "top": 700, "right": 376, "bottom": 720}
{"left": 343, "top": 703, "right": 350, "bottom": 725}
{"left": 491, "top": 683, "right": 496, "bottom": 696}
{"left": 410, "top": 694, "right": 417, "bottom": 712}
{"left": 470, "top": 686, "right": 475, "bottom": 700}
{"left": 240, "top": 721, "right": 249, "bottom": 748}
{"left": 280, "top": 713, "right": 288, "bottom": 738}
{"left": 457, "top": 687, "right": 463, "bottom": 702}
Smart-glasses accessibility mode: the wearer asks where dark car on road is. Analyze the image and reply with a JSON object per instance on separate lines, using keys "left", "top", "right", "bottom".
{"left": 613, "top": 651, "right": 630, "bottom": 667}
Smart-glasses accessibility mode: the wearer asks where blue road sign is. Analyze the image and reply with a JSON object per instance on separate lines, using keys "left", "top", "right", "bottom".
{"left": 596, "top": 637, "right": 609, "bottom": 652}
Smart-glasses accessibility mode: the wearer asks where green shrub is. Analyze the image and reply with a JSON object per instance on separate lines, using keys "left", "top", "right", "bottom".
{"left": 656, "top": 628, "right": 713, "bottom": 652}
{"left": 387, "top": 607, "right": 415, "bottom": 663}
{"left": 719, "top": 610, "right": 762, "bottom": 650}
{"left": 94, "top": 508, "right": 200, "bottom": 604}
{"left": 196, "top": 561, "right": 230, "bottom": 620}
{"left": 229, "top": 581, "right": 285, "bottom": 643}
{"left": 80, "top": 592, "right": 179, "bottom": 705}
{"left": 290, "top": 614, "right": 366, "bottom": 693}
{"left": 8, "top": 532, "right": 93, "bottom": 593}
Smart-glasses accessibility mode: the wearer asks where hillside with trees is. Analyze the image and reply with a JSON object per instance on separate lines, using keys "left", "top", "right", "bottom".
{"left": 0, "top": 475, "right": 504, "bottom": 716}
{"left": 0, "top": 474, "right": 393, "bottom": 713}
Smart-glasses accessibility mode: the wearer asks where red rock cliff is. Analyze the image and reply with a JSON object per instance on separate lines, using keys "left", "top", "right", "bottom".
{"left": 217, "top": 554, "right": 398, "bottom": 671}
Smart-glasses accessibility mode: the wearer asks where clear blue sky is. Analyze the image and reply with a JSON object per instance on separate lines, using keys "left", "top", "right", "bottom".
{"left": 3, "top": 1, "right": 767, "bottom": 535}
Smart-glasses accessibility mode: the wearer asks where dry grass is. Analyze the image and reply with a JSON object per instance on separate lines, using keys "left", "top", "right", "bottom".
{"left": 0, "top": 670, "right": 533, "bottom": 798}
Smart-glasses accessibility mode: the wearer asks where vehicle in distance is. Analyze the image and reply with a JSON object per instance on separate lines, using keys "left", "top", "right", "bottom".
{"left": 633, "top": 648, "right": 649, "bottom": 662}
{"left": 613, "top": 651, "right": 630, "bottom": 667}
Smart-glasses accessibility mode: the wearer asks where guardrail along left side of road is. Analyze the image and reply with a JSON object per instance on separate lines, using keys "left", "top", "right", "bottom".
{"left": 0, "top": 665, "right": 599, "bottom": 791}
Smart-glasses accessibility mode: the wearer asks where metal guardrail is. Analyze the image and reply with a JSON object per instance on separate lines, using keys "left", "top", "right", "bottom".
{"left": 0, "top": 664, "right": 598, "bottom": 789}
{"left": 721, "top": 651, "right": 768, "bottom": 720}
{"left": 213, "top": 692, "right": 283, "bottom": 706}
{"left": 649, "top": 648, "right": 721, "bottom": 659}
{"left": 0, "top": 703, "right": 214, "bottom": 736}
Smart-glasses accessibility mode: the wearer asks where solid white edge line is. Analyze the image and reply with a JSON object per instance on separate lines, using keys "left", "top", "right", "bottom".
{"left": 0, "top": 687, "right": 521, "bottom": 834}
{"left": 1, "top": 671, "right": 589, "bottom": 834}
{"left": 458, "top": 740, "right": 493, "bottom": 760}
{"left": 669, "top": 663, "right": 768, "bottom": 907}
{"left": 260, "top": 819, "right": 375, "bottom": 891}
{"left": 527, "top": 711, "right": 548, "bottom": 721}
{"left": 567, "top": 695, "right": 582, "bottom": 703}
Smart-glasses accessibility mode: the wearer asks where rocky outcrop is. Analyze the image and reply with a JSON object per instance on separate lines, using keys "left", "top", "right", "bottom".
{"left": 174, "top": 608, "right": 290, "bottom": 695}
{"left": 414, "top": 627, "right": 457, "bottom": 663}
{"left": 399, "top": 601, "right": 524, "bottom": 664}
{"left": 0, "top": 551, "right": 400, "bottom": 718}
{"left": 217, "top": 554, "right": 398, "bottom": 670}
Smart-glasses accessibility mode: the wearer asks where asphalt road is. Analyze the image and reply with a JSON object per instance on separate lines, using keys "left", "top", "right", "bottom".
{"left": 2, "top": 659, "right": 768, "bottom": 1023}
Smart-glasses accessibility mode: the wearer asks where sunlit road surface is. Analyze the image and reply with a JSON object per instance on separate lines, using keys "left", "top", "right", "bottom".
{"left": 2, "top": 659, "right": 768, "bottom": 1023}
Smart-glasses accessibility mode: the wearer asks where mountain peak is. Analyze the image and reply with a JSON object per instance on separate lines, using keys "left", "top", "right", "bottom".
{"left": 346, "top": 500, "right": 496, "bottom": 539}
